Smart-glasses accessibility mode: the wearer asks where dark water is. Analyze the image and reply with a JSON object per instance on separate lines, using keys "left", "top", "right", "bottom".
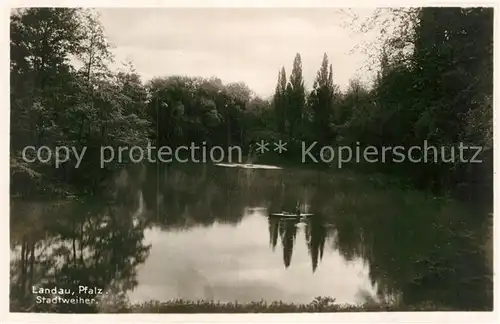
{"left": 10, "top": 163, "right": 493, "bottom": 312}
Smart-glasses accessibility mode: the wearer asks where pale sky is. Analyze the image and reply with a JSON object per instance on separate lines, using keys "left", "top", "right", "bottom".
{"left": 97, "top": 8, "right": 382, "bottom": 98}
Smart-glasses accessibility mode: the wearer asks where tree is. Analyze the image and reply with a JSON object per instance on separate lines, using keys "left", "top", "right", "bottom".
{"left": 10, "top": 8, "right": 83, "bottom": 149}
{"left": 10, "top": 8, "right": 150, "bottom": 195}
{"left": 347, "top": 7, "right": 493, "bottom": 203}
{"left": 310, "top": 53, "right": 336, "bottom": 143}
{"left": 287, "top": 53, "right": 305, "bottom": 140}
{"left": 273, "top": 67, "right": 288, "bottom": 134}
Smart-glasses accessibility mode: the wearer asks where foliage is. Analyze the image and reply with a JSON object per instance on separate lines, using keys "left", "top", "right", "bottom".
{"left": 336, "top": 8, "right": 493, "bottom": 204}
{"left": 123, "top": 297, "right": 450, "bottom": 313}
{"left": 10, "top": 8, "right": 150, "bottom": 194}
{"left": 10, "top": 7, "right": 492, "bottom": 205}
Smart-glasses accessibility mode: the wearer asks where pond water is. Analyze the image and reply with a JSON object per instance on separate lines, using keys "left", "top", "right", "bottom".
{"left": 129, "top": 210, "right": 376, "bottom": 304}
{"left": 10, "top": 163, "right": 492, "bottom": 312}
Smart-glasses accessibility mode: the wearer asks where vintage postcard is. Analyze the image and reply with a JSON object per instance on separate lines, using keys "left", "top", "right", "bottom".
{"left": 5, "top": 2, "right": 497, "bottom": 323}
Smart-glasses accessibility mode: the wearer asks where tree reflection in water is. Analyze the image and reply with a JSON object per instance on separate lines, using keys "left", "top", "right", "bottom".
{"left": 268, "top": 215, "right": 327, "bottom": 273}
{"left": 10, "top": 163, "right": 493, "bottom": 311}
{"left": 10, "top": 195, "right": 151, "bottom": 312}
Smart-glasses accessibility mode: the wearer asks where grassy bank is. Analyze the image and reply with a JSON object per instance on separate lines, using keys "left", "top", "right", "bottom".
{"left": 97, "top": 298, "right": 457, "bottom": 313}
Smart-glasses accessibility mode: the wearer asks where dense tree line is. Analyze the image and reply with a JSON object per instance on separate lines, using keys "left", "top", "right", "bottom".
{"left": 348, "top": 8, "right": 493, "bottom": 205}
{"left": 270, "top": 8, "right": 493, "bottom": 206}
{"left": 10, "top": 8, "right": 275, "bottom": 196}
{"left": 10, "top": 8, "right": 493, "bottom": 207}
{"left": 10, "top": 8, "right": 151, "bottom": 195}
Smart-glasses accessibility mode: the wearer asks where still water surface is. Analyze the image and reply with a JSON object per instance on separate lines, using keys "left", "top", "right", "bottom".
{"left": 10, "top": 163, "right": 492, "bottom": 311}
{"left": 130, "top": 210, "right": 375, "bottom": 304}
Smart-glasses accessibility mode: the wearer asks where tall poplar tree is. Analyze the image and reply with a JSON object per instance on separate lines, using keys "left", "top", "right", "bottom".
{"left": 310, "top": 53, "right": 335, "bottom": 143}
{"left": 273, "top": 67, "right": 288, "bottom": 133}
{"left": 287, "top": 53, "right": 305, "bottom": 140}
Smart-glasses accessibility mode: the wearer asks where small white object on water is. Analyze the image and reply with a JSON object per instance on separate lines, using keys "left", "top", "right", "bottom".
{"left": 215, "top": 163, "right": 282, "bottom": 170}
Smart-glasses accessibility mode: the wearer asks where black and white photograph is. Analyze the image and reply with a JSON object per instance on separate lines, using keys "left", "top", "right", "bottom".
{"left": 7, "top": 3, "right": 496, "bottom": 319}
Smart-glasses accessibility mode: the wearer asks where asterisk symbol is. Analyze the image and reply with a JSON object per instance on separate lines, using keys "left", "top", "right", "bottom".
{"left": 255, "top": 140, "right": 269, "bottom": 154}
{"left": 274, "top": 140, "right": 288, "bottom": 154}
